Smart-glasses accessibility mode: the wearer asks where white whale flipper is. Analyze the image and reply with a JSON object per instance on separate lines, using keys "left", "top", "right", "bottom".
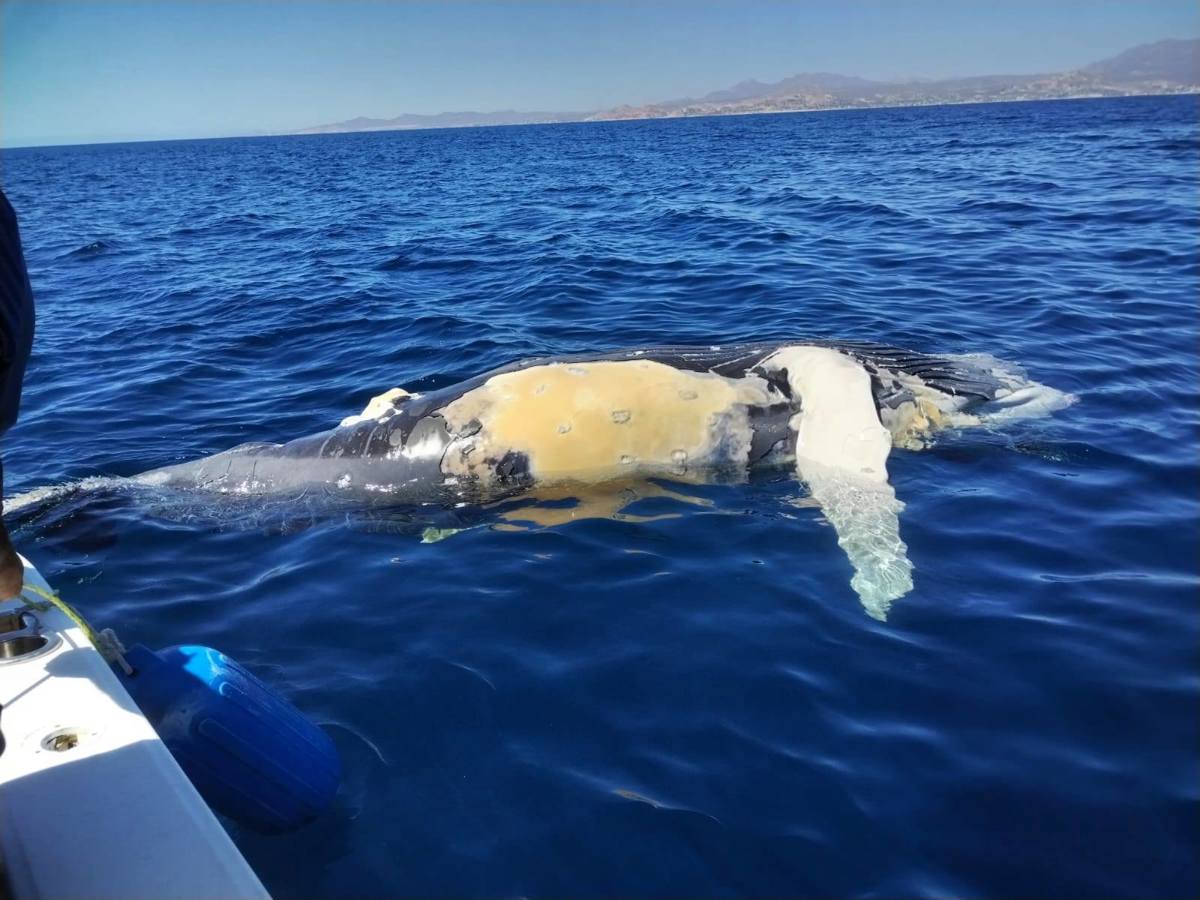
{"left": 765, "top": 346, "right": 913, "bottom": 620}
{"left": 796, "top": 461, "right": 912, "bottom": 620}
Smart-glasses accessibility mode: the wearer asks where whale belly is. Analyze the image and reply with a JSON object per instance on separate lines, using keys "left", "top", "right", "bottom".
{"left": 437, "top": 359, "right": 780, "bottom": 486}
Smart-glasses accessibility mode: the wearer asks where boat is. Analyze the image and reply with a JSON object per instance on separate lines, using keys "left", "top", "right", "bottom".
{"left": 0, "top": 554, "right": 335, "bottom": 898}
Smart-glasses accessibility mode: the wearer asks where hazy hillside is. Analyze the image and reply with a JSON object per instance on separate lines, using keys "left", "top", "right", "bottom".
{"left": 296, "top": 38, "right": 1199, "bottom": 134}
{"left": 293, "top": 109, "right": 581, "bottom": 135}
{"left": 588, "top": 38, "right": 1199, "bottom": 121}
{"left": 1084, "top": 38, "right": 1199, "bottom": 82}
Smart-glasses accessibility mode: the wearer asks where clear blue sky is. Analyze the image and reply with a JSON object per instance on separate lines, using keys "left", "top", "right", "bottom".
{"left": 2, "top": 1, "right": 1197, "bottom": 147}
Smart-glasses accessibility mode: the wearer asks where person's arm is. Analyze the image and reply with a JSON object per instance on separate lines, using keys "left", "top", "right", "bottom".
{"left": 0, "top": 456, "right": 21, "bottom": 598}
{"left": 0, "top": 191, "right": 36, "bottom": 599}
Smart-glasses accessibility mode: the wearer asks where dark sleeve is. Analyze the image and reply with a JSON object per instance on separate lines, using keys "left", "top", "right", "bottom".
{"left": 0, "top": 191, "right": 35, "bottom": 436}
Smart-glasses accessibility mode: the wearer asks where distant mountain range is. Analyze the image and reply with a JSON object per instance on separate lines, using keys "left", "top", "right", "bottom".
{"left": 295, "top": 109, "right": 581, "bottom": 134}
{"left": 295, "top": 38, "right": 1199, "bottom": 135}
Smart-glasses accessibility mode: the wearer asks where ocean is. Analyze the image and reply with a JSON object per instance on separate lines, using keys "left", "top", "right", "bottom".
{"left": 2, "top": 95, "right": 1197, "bottom": 897}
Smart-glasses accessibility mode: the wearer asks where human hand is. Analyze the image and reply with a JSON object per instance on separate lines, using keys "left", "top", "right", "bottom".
{"left": 0, "top": 540, "right": 22, "bottom": 600}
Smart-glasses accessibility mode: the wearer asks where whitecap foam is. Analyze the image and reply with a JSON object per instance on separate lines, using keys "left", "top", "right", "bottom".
{"left": 947, "top": 353, "right": 1077, "bottom": 422}
{"left": 2, "top": 476, "right": 128, "bottom": 516}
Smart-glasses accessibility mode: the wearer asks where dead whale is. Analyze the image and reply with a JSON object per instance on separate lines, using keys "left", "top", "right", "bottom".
{"left": 141, "top": 341, "right": 1074, "bottom": 619}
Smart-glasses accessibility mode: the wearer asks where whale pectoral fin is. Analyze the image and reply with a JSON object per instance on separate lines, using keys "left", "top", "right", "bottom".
{"left": 796, "top": 459, "right": 912, "bottom": 621}
{"left": 764, "top": 345, "right": 915, "bottom": 620}
{"left": 340, "top": 387, "right": 414, "bottom": 427}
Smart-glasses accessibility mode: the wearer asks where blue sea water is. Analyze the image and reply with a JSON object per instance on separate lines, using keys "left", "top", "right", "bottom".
{"left": 2, "top": 95, "right": 1197, "bottom": 897}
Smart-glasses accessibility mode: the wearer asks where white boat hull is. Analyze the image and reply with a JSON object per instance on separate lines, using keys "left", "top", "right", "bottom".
{"left": 0, "top": 556, "right": 268, "bottom": 899}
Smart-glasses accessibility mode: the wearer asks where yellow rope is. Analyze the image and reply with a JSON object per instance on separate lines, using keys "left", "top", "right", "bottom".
{"left": 21, "top": 581, "right": 134, "bottom": 674}
{"left": 21, "top": 581, "right": 104, "bottom": 650}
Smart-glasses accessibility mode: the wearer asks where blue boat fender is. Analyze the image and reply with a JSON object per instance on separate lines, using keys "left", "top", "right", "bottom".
{"left": 117, "top": 644, "right": 341, "bottom": 834}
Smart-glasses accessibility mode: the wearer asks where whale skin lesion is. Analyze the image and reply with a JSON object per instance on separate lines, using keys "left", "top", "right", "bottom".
{"left": 437, "top": 360, "right": 769, "bottom": 487}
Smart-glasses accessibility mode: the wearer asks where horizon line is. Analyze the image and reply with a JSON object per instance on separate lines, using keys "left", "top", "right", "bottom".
{"left": 3, "top": 91, "right": 1196, "bottom": 152}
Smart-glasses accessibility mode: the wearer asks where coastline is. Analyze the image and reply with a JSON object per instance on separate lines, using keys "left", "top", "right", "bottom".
{"left": 3, "top": 90, "right": 1196, "bottom": 151}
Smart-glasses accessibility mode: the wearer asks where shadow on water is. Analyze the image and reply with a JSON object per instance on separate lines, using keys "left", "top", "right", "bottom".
{"left": 9, "top": 469, "right": 761, "bottom": 551}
